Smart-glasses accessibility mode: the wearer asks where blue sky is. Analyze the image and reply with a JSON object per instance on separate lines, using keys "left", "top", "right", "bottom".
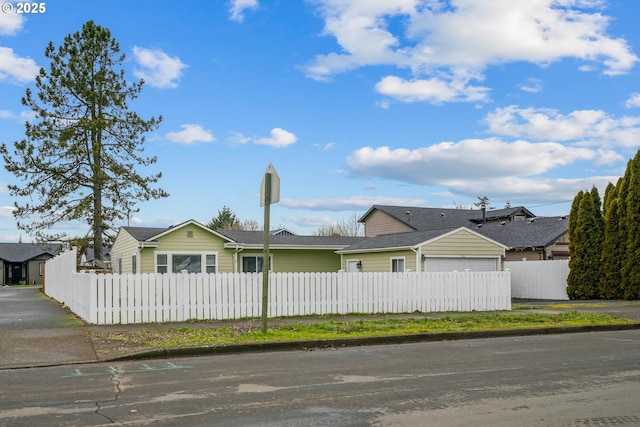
{"left": 2, "top": 0, "right": 640, "bottom": 241}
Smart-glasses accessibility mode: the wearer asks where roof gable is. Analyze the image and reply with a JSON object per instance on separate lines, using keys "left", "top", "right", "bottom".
{"left": 338, "top": 226, "right": 508, "bottom": 253}
{"left": 123, "top": 220, "right": 233, "bottom": 243}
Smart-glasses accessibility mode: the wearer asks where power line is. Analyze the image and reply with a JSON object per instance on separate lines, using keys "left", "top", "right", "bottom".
{"left": 527, "top": 200, "right": 573, "bottom": 208}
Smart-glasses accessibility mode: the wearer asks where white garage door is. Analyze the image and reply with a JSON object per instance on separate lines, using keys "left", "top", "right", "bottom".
{"left": 424, "top": 257, "right": 498, "bottom": 272}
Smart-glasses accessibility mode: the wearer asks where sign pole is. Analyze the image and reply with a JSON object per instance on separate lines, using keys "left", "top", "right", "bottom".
{"left": 261, "top": 172, "right": 271, "bottom": 334}
{"left": 260, "top": 162, "right": 279, "bottom": 334}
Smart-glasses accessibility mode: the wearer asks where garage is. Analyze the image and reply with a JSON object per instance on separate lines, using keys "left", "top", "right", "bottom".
{"left": 423, "top": 256, "right": 500, "bottom": 272}
{"left": 337, "top": 227, "right": 508, "bottom": 273}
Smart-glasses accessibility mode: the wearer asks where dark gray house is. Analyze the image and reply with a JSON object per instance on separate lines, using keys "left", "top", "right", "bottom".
{"left": 0, "top": 243, "right": 63, "bottom": 286}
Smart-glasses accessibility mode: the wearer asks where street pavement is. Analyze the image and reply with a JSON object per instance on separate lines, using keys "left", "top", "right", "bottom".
{"left": 1, "top": 285, "right": 639, "bottom": 370}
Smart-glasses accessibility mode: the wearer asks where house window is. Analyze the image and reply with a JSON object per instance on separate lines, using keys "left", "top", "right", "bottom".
{"left": 155, "top": 252, "right": 218, "bottom": 274}
{"left": 391, "top": 257, "right": 405, "bottom": 272}
{"left": 206, "top": 254, "right": 216, "bottom": 273}
{"left": 173, "top": 254, "right": 201, "bottom": 273}
{"left": 132, "top": 254, "right": 137, "bottom": 274}
{"left": 39, "top": 262, "right": 45, "bottom": 276}
{"left": 242, "top": 255, "right": 271, "bottom": 273}
{"left": 156, "top": 254, "right": 168, "bottom": 273}
{"left": 118, "top": 257, "right": 122, "bottom": 273}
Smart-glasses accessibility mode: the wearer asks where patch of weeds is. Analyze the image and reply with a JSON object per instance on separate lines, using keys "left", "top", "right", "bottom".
{"left": 103, "top": 311, "right": 635, "bottom": 349}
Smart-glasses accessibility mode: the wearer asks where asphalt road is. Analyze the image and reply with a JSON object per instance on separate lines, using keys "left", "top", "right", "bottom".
{"left": 1, "top": 329, "right": 639, "bottom": 426}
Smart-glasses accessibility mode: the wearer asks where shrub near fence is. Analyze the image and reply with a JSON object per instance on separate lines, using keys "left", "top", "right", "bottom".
{"left": 45, "top": 250, "right": 512, "bottom": 325}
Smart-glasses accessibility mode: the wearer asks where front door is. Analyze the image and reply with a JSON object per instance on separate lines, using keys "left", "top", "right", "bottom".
{"left": 9, "top": 264, "right": 26, "bottom": 284}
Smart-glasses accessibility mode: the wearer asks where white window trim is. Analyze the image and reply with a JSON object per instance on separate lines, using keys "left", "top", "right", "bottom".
{"left": 391, "top": 257, "right": 405, "bottom": 273}
{"left": 240, "top": 254, "right": 273, "bottom": 273}
{"left": 154, "top": 251, "right": 219, "bottom": 274}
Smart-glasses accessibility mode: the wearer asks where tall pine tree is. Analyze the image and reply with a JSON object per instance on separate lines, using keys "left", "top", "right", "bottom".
{"left": 567, "top": 189, "right": 603, "bottom": 299}
{"left": 600, "top": 183, "right": 623, "bottom": 298}
{"left": 1, "top": 21, "right": 167, "bottom": 264}
{"left": 621, "top": 151, "right": 640, "bottom": 299}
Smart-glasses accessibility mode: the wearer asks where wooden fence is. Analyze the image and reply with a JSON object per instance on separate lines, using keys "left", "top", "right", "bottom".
{"left": 506, "top": 259, "right": 569, "bottom": 300}
{"left": 44, "top": 249, "right": 512, "bottom": 325}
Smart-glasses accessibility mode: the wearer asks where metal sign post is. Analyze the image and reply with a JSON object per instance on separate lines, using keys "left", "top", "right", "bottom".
{"left": 260, "top": 163, "right": 280, "bottom": 333}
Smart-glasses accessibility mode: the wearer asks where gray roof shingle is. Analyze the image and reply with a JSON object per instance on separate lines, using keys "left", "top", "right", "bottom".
{"left": 122, "top": 226, "right": 170, "bottom": 241}
{"left": 212, "top": 230, "right": 365, "bottom": 248}
{"left": 0, "top": 243, "right": 63, "bottom": 262}
{"left": 364, "top": 205, "right": 535, "bottom": 230}
{"left": 121, "top": 225, "right": 364, "bottom": 248}
{"left": 474, "top": 216, "right": 569, "bottom": 249}
{"left": 338, "top": 228, "right": 460, "bottom": 252}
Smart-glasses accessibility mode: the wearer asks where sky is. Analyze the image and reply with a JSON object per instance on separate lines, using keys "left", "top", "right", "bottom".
{"left": 2, "top": 0, "right": 640, "bottom": 242}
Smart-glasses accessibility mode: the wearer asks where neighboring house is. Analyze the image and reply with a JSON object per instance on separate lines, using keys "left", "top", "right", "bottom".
{"left": 336, "top": 227, "right": 508, "bottom": 273}
{"left": 359, "top": 205, "right": 567, "bottom": 261}
{"left": 0, "top": 243, "right": 63, "bottom": 286}
{"left": 79, "top": 246, "right": 112, "bottom": 268}
{"left": 360, "top": 205, "right": 535, "bottom": 237}
{"left": 474, "top": 216, "right": 570, "bottom": 260}
{"left": 110, "top": 220, "right": 364, "bottom": 274}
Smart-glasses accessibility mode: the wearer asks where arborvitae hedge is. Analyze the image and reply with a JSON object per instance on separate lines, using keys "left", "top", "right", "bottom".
{"left": 569, "top": 150, "right": 640, "bottom": 300}
{"left": 621, "top": 151, "right": 640, "bottom": 299}
{"left": 567, "top": 190, "right": 602, "bottom": 299}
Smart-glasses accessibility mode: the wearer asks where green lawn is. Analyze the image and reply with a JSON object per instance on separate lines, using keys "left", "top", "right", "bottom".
{"left": 104, "top": 311, "right": 635, "bottom": 349}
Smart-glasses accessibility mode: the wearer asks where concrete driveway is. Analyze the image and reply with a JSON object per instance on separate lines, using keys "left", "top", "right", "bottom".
{"left": 0, "top": 286, "right": 98, "bottom": 369}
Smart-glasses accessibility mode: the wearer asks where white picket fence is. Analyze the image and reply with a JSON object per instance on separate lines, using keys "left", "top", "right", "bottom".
{"left": 506, "top": 259, "right": 569, "bottom": 300}
{"left": 44, "top": 249, "right": 512, "bottom": 325}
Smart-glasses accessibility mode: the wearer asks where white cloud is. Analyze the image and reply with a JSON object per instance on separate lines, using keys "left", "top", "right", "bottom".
{"left": 346, "top": 139, "right": 596, "bottom": 185}
{"left": 445, "top": 175, "right": 619, "bottom": 204}
{"left": 228, "top": 131, "right": 252, "bottom": 145}
{"left": 0, "top": 11, "right": 24, "bottom": 35}
{"left": 0, "top": 47, "right": 39, "bottom": 84}
{"left": 0, "top": 205, "right": 15, "bottom": 218}
{"left": 0, "top": 109, "right": 14, "bottom": 119}
{"left": 625, "top": 93, "right": 640, "bottom": 108}
{"left": 304, "top": 0, "right": 637, "bottom": 103}
{"left": 166, "top": 124, "right": 215, "bottom": 144}
{"left": 280, "top": 195, "right": 427, "bottom": 211}
{"left": 313, "top": 142, "right": 334, "bottom": 151}
{"left": 0, "top": 109, "right": 35, "bottom": 122}
{"left": 518, "top": 77, "right": 542, "bottom": 93}
{"left": 229, "top": 0, "right": 258, "bottom": 22}
{"left": 282, "top": 214, "right": 337, "bottom": 229}
{"left": 132, "top": 47, "right": 188, "bottom": 89}
{"left": 484, "top": 105, "right": 640, "bottom": 147}
{"left": 376, "top": 75, "right": 489, "bottom": 104}
{"left": 255, "top": 128, "right": 297, "bottom": 148}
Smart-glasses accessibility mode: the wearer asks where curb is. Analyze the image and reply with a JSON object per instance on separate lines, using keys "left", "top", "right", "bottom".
{"left": 98, "top": 321, "right": 640, "bottom": 362}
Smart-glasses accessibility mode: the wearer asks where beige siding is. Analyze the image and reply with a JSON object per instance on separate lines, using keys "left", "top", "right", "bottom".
{"left": 111, "top": 229, "right": 140, "bottom": 273}
{"left": 420, "top": 229, "right": 504, "bottom": 257}
{"left": 364, "top": 210, "right": 413, "bottom": 237}
{"left": 28, "top": 257, "right": 48, "bottom": 285}
{"left": 342, "top": 250, "right": 417, "bottom": 272}
{"left": 272, "top": 249, "right": 341, "bottom": 272}
{"left": 547, "top": 233, "right": 570, "bottom": 259}
{"left": 505, "top": 250, "right": 544, "bottom": 261}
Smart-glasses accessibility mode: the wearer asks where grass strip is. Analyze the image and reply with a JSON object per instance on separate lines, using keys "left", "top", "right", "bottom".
{"left": 104, "top": 311, "right": 634, "bottom": 349}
